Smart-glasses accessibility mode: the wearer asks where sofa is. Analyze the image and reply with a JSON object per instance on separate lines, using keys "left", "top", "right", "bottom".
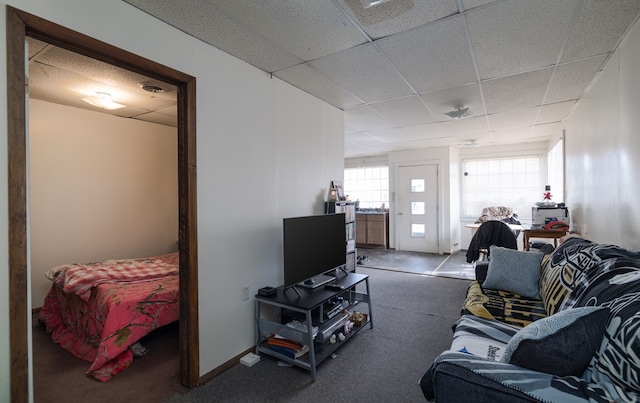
{"left": 420, "top": 236, "right": 640, "bottom": 402}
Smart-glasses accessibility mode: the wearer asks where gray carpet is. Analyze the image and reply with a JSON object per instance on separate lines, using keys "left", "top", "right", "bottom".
{"left": 166, "top": 267, "right": 471, "bottom": 402}
{"left": 358, "top": 249, "right": 475, "bottom": 280}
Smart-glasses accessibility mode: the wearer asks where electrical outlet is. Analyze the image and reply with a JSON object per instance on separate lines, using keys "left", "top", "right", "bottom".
{"left": 241, "top": 285, "right": 250, "bottom": 301}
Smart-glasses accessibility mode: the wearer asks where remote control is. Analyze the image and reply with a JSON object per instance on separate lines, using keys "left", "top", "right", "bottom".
{"left": 325, "top": 284, "right": 345, "bottom": 291}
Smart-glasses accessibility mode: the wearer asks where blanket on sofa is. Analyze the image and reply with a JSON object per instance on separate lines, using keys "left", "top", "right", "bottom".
{"left": 423, "top": 237, "right": 640, "bottom": 402}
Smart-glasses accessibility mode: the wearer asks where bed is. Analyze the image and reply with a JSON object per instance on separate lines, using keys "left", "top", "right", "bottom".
{"left": 38, "top": 252, "right": 180, "bottom": 382}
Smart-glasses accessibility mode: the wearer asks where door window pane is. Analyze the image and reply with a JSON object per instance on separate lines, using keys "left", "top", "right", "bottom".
{"left": 411, "top": 202, "right": 425, "bottom": 215}
{"left": 411, "top": 223, "right": 425, "bottom": 238}
{"left": 411, "top": 179, "right": 424, "bottom": 192}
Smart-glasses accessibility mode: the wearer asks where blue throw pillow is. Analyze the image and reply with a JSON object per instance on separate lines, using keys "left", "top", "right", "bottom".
{"left": 482, "top": 246, "right": 544, "bottom": 299}
{"left": 501, "top": 306, "right": 610, "bottom": 377}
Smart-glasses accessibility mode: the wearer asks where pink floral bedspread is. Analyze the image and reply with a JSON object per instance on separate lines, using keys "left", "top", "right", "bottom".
{"left": 38, "top": 252, "right": 180, "bottom": 381}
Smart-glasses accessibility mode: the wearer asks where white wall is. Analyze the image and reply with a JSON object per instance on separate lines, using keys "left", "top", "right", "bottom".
{"left": 29, "top": 99, "right": 178, "bottom": 308}
{"left": 0, "top": 1, "right": 343, "bottom": 399}
{"left": 563, "top": 16, "right": 640, "bottom": 250}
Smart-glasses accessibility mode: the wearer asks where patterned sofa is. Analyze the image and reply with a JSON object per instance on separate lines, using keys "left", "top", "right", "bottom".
{"left": 420, "top": 236, "right": 640, "bottom": 402}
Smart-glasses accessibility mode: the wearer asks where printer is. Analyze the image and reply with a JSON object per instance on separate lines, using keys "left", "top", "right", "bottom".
{"left": 531, "top": 206, "right": 569, "bottom": 226}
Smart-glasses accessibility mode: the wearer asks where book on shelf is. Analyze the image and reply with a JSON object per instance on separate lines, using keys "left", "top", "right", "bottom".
{"left": 268, "top": 343, "right": 309, "bottom": 359}
{"left": 267, "top": 335, "right": 309, "bottom": 358}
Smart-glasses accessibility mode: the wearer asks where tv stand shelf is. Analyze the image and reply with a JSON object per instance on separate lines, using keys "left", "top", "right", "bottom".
{"left": 254, "top": 273, "right": 373, "bottom": 381}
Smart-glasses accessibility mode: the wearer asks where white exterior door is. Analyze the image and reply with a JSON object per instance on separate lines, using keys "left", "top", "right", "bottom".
{"left": 396, "top": 164, "right": 439, "bottom": 253}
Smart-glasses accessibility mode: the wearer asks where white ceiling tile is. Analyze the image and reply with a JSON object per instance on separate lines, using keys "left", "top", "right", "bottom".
{"left": 369, "top": 96, "right": 437, "bottom": 127}
{"left": 438, "top": 115, "right": 490, "bottom": 139}
{"left": 561, "top": 0, "right": 640, "bottom": 62}
{"left": 344, "top": 104, "right": 394, "bottom": 131}
{"left": 366, "top": 124, "right": 446, "bottom": 143}
{"left": 488, "top": 108, "right": 539, "bottom": 132}
{"left": 336, "top": 0, "right": 459, "bottom": 40}
{"left": 461, "top": 0, "right": 497, "bottom": 11}
{"left": 207, "top": 0, "right": 367, "bottom": 60}
{"left": 311, "top": 43, "right": 414, "bottom": 103}
{"left": 545, "top": 56, "right": 607, "bottom": 104}
{"left": 125, "top": 0, "right": 302, "bottom": 72}
{"left": 275, "top": 63, "right": 363, "bottom": 109}
{"left": 32, "top": 47, "right": 176, "bottom": 101}
{"left": 345, "top": 131, "right": 386, "bottom": 146}
{"left": 420, "top": 83, "right": 484, "bottom": 122}
{"left": 467, "top": 0, "right": 578, "bottom": 79}
{"left": 377, "top": 15, "right": 477, "bottom": 93}
{"left": 491, "top": 128, "right": 540, "bottom": 143}
{"left": 482, "top": 68, "right": 553, "bottom": 114}
{"left": 536, "top": 101, "right": 575, "bottom": 124}
{"left": 530, "top": 122, "right": 562, "bottom": 139}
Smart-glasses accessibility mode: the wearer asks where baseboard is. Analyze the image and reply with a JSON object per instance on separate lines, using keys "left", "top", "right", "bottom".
{"left": 198, "top": 346, "right": 255, "bottom": 386}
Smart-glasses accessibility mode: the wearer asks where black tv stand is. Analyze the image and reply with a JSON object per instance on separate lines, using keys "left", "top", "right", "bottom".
{"left": 255, "top": 273, "right": 373, "bottom": 381}
{"left": 284, "top": 285, "right": 301, "bottom": 297}
{"left": 298, "top": 273, "right": 334, "bottom": 289}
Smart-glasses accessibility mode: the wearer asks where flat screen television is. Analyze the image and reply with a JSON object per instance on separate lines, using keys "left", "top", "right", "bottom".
{"left": 283, "top": 213, "right": 346, "bottom": 289}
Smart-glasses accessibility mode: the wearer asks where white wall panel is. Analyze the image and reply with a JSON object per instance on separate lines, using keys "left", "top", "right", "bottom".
{"left": 564, "top": 16, "right": 640, "bottom": 249}
{"left": 0, "top": 0, "right": 345, "bottom": 394}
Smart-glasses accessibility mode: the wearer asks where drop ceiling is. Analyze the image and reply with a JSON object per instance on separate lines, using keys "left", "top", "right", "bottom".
{"left": 30, "top": 1, "right": 640, "bottom": 158}
{"left": 28, "top": 37, "right": 178, "bottom": 128}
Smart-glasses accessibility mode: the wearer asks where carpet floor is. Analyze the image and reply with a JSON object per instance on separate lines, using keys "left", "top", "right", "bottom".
{"left": 33, "top": 266, "right": 472, "bottom": 402}
{"left": 358, "top": 248, "right": 475, "bottom": 280}
{"left": 166, "top": 267, "right": 471, "bottom": 402}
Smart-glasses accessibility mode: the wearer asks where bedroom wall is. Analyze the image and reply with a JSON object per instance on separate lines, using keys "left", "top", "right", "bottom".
{"left": 29, "top": 99, "right": 178, "bottom": 309}
{"left": 563, "top": 15, "right": 640, "bottom": 250}
{"left": 0, "top": 0, "right": 343, "bottom": 397}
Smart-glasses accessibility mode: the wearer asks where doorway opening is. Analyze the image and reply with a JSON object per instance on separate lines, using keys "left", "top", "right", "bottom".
{"left": 7, "top": 6, "right": 199, "bottom": 400}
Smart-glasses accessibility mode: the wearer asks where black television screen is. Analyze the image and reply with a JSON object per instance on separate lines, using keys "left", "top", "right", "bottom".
{"left": 283, "top": 213, "right": 346, "bottom": 288}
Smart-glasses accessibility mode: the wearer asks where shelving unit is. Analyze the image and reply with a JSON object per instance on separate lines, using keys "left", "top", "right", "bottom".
{"left": 254, "top": 273, "right": 373, "bottom": 381}
{"left": 325, "top": 201, "right": 357, "bottom": 272}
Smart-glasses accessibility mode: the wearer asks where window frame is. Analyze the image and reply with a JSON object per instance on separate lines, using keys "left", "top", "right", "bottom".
{"left": 460, "top": 153, "right": 546, "bottom": 221}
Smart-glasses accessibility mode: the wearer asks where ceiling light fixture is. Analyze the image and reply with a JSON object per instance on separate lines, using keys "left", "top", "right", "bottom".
{"left": 444, "top": 106, "right": 473, "bottom": 120}
{"left": 460, "top": 139, "right": 480, "bottom": 148}
{"left": 139, "top": 81, "right": 166, "bottom": 93}
{"left": 81, "top": 92, "right": 125, "bottom": 110}
{"left": 360, "top": 0, "right": 393, "bottom": 9}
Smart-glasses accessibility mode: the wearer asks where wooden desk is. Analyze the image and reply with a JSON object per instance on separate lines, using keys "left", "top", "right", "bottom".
{"left": 523, "top": 228, "right": 567, "bottom": 250}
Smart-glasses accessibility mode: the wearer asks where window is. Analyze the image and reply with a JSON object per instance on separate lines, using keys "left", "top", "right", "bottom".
{"left": 547, "top": 139, "right": 564, "bottom": 203}
{"left": 462, "top": 156, "right": 542, "bottom": 220}
{"left": 343, "top": 166, "right": 389, "bottom": 209}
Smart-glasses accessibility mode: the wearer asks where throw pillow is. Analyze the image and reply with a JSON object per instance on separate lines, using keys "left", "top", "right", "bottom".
{"left": 501, "top": 306, "right": 610, "bottom": 377}
{"left": 482, "top": 246, "right": 544, "bottom": 299}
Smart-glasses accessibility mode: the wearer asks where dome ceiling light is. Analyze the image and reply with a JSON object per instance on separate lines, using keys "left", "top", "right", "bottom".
{"left": 444, "top": 106, "right": 473, "bottom": 120}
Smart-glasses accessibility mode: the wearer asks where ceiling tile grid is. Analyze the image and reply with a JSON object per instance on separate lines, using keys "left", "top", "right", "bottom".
{"left": 335, "top": 0, "right": 459, "bottom": 40}
{"left": 376, "top": 15, "right": 478, "bottom": 94}
{"left": 207, "top": 0, "right": 368, "bottom": 61}
{"left": 274, "top": 63, "right": 364, "bottom": 109}
{"left": 368, "top": 96, "right": 438, "bottom": 127}
{"left": 29, "top": 0, "right": 640, "bottom": 156}
{"left": 310, "top": 42, "right": 414, "bottom": 103}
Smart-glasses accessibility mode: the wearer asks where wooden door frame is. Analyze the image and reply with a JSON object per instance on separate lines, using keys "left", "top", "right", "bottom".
{"left": 6, "top": 6, "right": 200, "bottom": 401}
